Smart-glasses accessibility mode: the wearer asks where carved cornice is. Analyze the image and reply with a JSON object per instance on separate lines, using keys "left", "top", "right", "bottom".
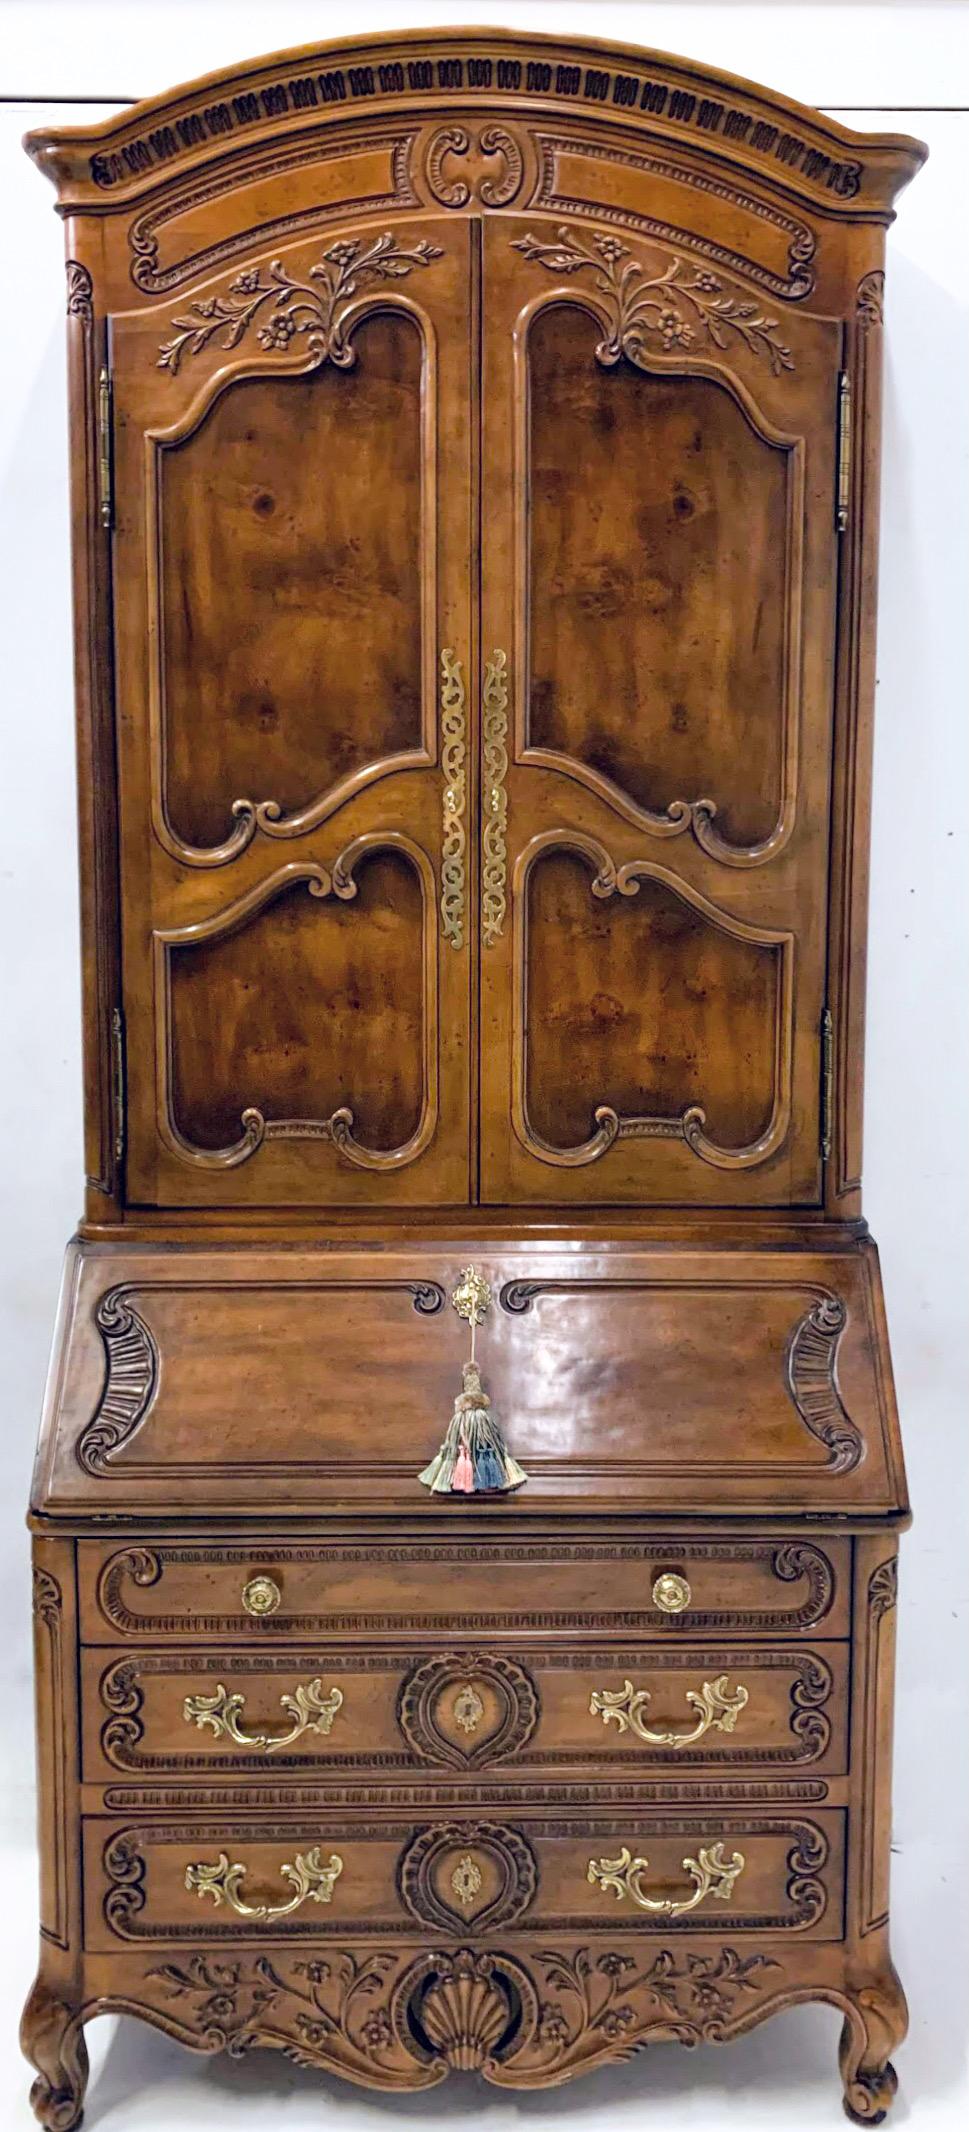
{"left": 25, "top": 31, "right": 924, "bottom": 218}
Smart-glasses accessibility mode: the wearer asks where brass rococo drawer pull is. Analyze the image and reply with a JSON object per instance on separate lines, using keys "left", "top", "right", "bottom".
{"left": 588, "top": 1841, "right": 745, "bottom": 1917}
{"left": 589, "top": 1674, "right": 748, "bottom": 1747}
{"left": 242, "top": 1574, "right": 281, "bottom": 1617}
{"left": 183, "top": 1677, "right": 344, "bottom": 1753}
{"left": 185, "top": 1847, "right": 343, "bottom": 1922}
{"left": 652, "top": 1571, "right": 691, "bottom": 1614}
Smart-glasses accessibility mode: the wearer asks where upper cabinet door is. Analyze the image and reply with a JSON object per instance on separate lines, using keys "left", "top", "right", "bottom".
{"left": 113, "top": 218, "right": 474, "bottom": 1206}
{"left": 479, "top": 216, "right": 842, "bottom": 1206}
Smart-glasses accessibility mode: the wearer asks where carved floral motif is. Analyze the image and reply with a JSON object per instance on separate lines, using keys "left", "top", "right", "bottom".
{"left": 158, "top": 232, "right": 443, "bottom": 375}
{"left": 148, "top": 1940, "right": 780, "bottom": 2084}
{"left": 513, "top": 226, "right": 794, "bottom": 374}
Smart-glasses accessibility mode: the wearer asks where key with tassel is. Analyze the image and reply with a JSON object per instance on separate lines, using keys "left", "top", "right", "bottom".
{"left": 418, "top": 1266, "right": 527, "bottom": 1496}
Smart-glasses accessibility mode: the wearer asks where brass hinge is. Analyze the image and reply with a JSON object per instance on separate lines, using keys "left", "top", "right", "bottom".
{"left": 111, "top": 1006, "right": 126, "bottom": 1165}
{"left": 98, "top": 364, "right": 114, "bottom": 530}
{"left": 820, "top": 1007, "right": 834, "bottom": 1162}
{"left": 836, "top": 370, "right": 852, "bottom": 533}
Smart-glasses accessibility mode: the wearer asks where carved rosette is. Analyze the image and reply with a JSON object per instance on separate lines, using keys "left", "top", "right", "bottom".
{"left": 398, "top": 1653, "right": 539, "bottom": 1769}
{"left": 398, "top": 1823, "right": 538, "bottom": 1933}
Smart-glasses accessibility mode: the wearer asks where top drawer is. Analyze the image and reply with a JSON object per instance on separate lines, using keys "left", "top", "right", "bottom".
{"left": 79, "top": 1536, "right": 850, "bottom": 1643}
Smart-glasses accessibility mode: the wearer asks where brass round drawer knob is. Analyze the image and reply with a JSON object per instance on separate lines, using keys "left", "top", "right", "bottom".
{"left": 652, "top": 1571, "right": 692, "bottom": 1615}
{"left": 242, "top": 1574, "right": 281, "bottom": 1618}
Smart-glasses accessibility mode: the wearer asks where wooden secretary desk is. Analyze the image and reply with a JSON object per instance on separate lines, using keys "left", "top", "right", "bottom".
{"left": 21, "top": 30, "right": 924, "bottom": 2128}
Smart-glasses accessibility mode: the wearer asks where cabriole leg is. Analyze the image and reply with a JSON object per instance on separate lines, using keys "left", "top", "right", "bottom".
{"left": 839, "top": 1966, "right": 908, "bottom": 2125}
{"left": 20, "top": 1975, "right": 89, "bottom": 2132}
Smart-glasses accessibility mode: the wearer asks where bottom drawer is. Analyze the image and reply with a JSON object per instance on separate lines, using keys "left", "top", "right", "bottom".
{"left": 84, "top": 1809, "right": 845, "bottom": 1950}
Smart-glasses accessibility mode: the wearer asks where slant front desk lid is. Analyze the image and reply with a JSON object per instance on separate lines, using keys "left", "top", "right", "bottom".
{"left": 34, "top": 1240, "right": 905, "bottom": 1519}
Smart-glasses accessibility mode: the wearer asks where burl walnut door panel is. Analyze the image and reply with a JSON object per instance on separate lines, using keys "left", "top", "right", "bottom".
{"left": 479, "top": 218, "right": 841, "bottom": 1205}
{"left": 112, "top": 219, "right": 473, "bottom": 1205}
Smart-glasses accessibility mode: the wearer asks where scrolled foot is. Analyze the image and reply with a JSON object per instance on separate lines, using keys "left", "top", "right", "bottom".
{"left": 20, "top": 1976, "right": 89, "bottom": 2132}
{"left": 839, "top": 1968, "right": 908, "bottom": 2126}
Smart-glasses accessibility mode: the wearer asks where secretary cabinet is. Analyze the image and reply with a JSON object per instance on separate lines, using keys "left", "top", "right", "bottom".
{"left": 21, "top": 29, "right": 923, "bottom": 2126}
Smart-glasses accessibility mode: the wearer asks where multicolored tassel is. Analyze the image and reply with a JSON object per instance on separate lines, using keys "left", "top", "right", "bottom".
{"left": 418, "top": 1265, "right": 528, "bottom": 1496}
{"left": 419, "top": 1361, "right": 527, "bottom": 1496}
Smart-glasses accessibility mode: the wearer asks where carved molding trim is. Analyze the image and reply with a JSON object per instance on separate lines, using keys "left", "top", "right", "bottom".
{"left": 514, "top": 225, "right": 794, "bottom": 374}
{"left": 94, "top": 1539, "right": 837, "bottom": 1638}
{"left": 76, "top": 1287, "right": 159, "bottom": 1474}
{"left": 398, "top": 1653, "right": 540, "bottom": 1768}
{"left": 862, "top": 1553, "right": 899, "bottom": 1934}
{"left": 425, "top": 123, "right": 523, "bottom": 206}
{"left": 785, "top": 1296, "right": 862, "bottom": 1474}
{"left": 129, "top": 132, "right": 419, "bottom": 292}
{"left": 65, "top": 259, "right": 94, "bottom": 318}
{"left": 70, "top": 36, "right": 877, "bottom": 211}
{"left": 105, "top": 1780, "right": 831, "bottom": 1811}
{"left": 534, "top": 133, "right": 816, "bottom": 300}
{"left": 158, "top": 230, "right": 442, "bottom": 375}
{"left": 152, "top": 843, "right": 438, "bottom": 1173}
{"left": 32, "top": 1567, "right": 68, "bottom": 1949}
{"left": 398, "top": 1822, "right": 539, "bottom": 1932}
{"left": 511, "top": 831, "right": 793, "bottom": 1171}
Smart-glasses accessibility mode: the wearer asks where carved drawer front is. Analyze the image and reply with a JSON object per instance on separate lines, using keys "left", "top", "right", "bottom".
{"left": 84, "top": 1809, "right": 845, "bottom": 1951}
{"left": 83, "top": 1641, "right": 848, "bottom": 1781}
{"left": 79, "top": 1538, "right": 849, "bottom": 1644}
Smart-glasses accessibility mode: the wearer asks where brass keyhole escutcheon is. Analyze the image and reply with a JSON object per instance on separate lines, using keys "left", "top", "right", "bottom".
{"left": 242, "top": 1574, "right": 281, "bottom": 1618}
{"left": 652, "top": 1571, "right": 692, "bottom": 1615}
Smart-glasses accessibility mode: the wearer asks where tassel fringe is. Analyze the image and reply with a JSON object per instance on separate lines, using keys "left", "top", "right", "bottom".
{"left": 419, "top": 1361, "right": 527, "bottom": 1496}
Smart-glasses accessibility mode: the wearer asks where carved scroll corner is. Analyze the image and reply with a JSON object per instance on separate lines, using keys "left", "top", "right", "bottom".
{"left": 76, "top": 1287, "right": 159, "bottom": 1477}
{"left": 868, "top": 1557, "right": 898, "bottom": 1621}
{"left": 66, "top": 259, "right": 94, "bottom": 319}
{"left": 856, "top": 269, "right": 885, "bottom": 331}
{"left": 784, "top": 1294, "right": 863, "bottom": 1475}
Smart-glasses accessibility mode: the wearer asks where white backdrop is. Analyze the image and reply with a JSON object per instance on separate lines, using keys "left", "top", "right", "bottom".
{"left": 1, "top": 4, "right": 967, "bottom": 2127}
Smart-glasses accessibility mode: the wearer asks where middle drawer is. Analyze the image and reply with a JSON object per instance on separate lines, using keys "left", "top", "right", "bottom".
{"left": 82, "top": 1642, "right": 848, "bottom": 1782}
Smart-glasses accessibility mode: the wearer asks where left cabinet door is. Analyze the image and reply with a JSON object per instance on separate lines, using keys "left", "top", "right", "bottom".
{"left": 112, "top": 220, "right": 474, "bottom": 1207}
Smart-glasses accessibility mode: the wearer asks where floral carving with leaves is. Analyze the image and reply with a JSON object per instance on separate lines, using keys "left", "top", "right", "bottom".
{"left": 514, "top": 226, "right": 794, "bottom": 375}
{"left": 158, "top": 233, "right": 443, "bottom": 375}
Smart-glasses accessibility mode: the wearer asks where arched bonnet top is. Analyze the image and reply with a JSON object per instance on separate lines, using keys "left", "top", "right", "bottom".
{"left": 25, "top": 26, "right": 925, "bottom": 221}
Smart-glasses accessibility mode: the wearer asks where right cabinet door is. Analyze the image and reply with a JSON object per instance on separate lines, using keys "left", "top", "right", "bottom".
{"left": 479, "top": 217, "right": 842, "bottom": 1206}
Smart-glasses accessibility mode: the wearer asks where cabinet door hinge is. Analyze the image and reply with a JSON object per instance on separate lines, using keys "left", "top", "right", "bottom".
{"left": 836, "top": 370, "right": 852, "bottom": 532}
{"left": 111, "top": 1006, "right": 126, "bottom": 1164}
{"left": 820, "top": 1006, "right": 834, "bottom": 1162}
{"left": 98, "top": 364, "right": 114, "bottom": 530}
